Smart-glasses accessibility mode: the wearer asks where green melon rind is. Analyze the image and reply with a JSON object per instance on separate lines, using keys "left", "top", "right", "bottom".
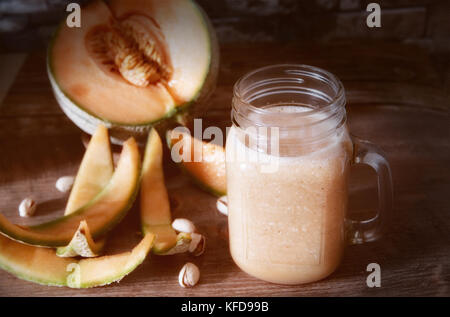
{"left": 0, "top": 186, "right": 139, "bottom": 247}
{"left": 0, "top": 266, "right": 66, "bottom": 287}
{"left": 170, "top": 0, "right": 220, "bottom": 122}
{"left": 0, "top": 234, "right": 71, "bottom": 287}
{"left": 0, "top": 261, "right": 67, "bottom": 287}
{"left": 56, "top": 223, "right": 106, "bottom": 258}
{"left": 47, "top": 46, "right": 178, "bottom": 144}
{"left": 0, "top": 233, "right": 154, "bottom": 288}
{"left": 41, "top": 174, "right": 139, "bottom": 243}
{"left": 0, "top": 141, "right": 141, "bottom": 247}
{"left": 178, "top": 163, "right": 226, "bottom": 197}
{"left": 56, "top": 242, "right": 104, "bottom": 258}
{"left": 66, "top": 234, "right": 154, "bottom": 288}
{"left": 47, "top": 0, "right": 219, "bottom": 144}
{"left": 165, "top": 131, "right": 226, "bottom": 197}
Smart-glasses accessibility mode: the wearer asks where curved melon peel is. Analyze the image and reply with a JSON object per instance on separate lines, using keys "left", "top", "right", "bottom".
{"left": 66, "top": 233, "right": 154, "bottom": 288}
{"left": 141, "top": 129, "right": 193, "bottom": 255}
{"left": 56, "top": 221, "right": 106, "bottom": 258}
{"left": 0, "top": 138, "right": 141, "bottom": 247}
{"left": 0, "top": 232, "right": 154, "bottom": 288}
{"left": 56, "top": 124, "right": 114, "bottom": 256}
{"left": 167, "top": 129, "right": 226, "bottom": 196}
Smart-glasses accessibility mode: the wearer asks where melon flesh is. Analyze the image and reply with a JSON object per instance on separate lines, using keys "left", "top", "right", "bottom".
{"left": 0, "top": 234, "right": 73, "bottom": 286}
{"left": 0, "top": 231, "right": 154, "bottom": 288}
{"left": 56, "top": 221, "right": 106, "bottom": 258}
{"left": 141, "top": 129, "right": 193, "bottom": 254}
{"left": 49, "top": 0, "right": 216, "bottom": 126}
{"left": 65, "top": 125, "right": 114, "bottom": 215}
{"left": 0, "top": 138, "right": 141, "bottom": 247}
{"left": 57, "top": 125, "right": 113, "bottom": 256}
{"left": 109, "top": 0, "right": 214, "bottom": 104}
{"left": 168, "top": 129, "right": 226, "bottom": 196}
{"left": 66, "top": 233, "right": 154, "bottom": 288}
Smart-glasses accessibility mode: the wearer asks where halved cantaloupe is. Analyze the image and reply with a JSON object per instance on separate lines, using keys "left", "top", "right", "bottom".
{"left": 48, "top": 0, "right": 218, "bottom": 143}
{"left": 0, "top": 231, "right": 154, "bottom": 288}
{"left": 141, "top": 129, "right": 191, "bottom": 254}
{"left": 0, "top": 137, "right": 141, "bottom": 247}
{"left": 167, "top": 129, "right": 226, "bottom": 196}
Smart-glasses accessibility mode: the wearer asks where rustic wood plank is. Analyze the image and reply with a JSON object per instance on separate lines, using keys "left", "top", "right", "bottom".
{"left": 0, "top": 53, "right": 27, "bottom": 106}
{"left": 0, "top": 43, "right": 448, "bottom": 296}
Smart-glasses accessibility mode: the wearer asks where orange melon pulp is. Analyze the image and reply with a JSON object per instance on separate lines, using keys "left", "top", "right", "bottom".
{"left": 48, "top": 0, "right": 219, "bottom": 143}
{"left": 167, "top": 129, "right": 226, "bottom": 196}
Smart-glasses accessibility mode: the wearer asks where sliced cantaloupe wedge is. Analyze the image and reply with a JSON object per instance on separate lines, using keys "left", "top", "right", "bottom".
{"left": 64, "top": 125, "right": 114, "bottom": 215}
{"left": 66, "top": 233, "right": 154, "bottom": 288}
{"left": 0, "top": 138, "right": 141, "bottom": 247}
{"left": 167, "top": 129, "right": 226, "bottom": 196}
{"left": 141, "top": 129, "right": 191, "bottom": 254}
{"left": 56, "top": 221, "right": 106, "bottom": 258}
{"left": 56, "top": 125, "right": 114, "bottom": 257}
{"left": 0, "top": 231, "right": 154, "bottom": 288}
{"left": 0, "top": 234, "right": 74, "bottom": 286}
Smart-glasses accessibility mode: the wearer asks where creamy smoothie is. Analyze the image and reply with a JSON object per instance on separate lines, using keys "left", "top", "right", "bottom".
{"left": 226, "top": 105, "right": 352, "bottom": 284}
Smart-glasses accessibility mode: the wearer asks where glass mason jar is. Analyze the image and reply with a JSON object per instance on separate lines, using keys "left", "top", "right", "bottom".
{"left": 226, "top": 65, "right": 393, "bottom": 284}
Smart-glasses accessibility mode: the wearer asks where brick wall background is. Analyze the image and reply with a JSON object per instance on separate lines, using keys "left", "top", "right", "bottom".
{"left": 0, "top": 0, "right": 449, "bottom": 81}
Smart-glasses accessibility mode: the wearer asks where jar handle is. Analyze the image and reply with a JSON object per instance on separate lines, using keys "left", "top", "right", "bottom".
{"left": 346, "top": 136, "right": 393, "bottom": 245}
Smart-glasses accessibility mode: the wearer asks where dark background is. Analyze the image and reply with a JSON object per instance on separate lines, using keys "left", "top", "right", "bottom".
{"left": 0, "top": 0, "right": 448, "bottom": 88}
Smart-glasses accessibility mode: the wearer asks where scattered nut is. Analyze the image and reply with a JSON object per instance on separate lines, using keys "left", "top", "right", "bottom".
{"left": 18, "top": 198, "right": 37, "bottom": 217}
{"left": 172, "top": 218, "right": 196, "bottom": 233}
{"left": 216, "top": 196, "right": 228, "bottom": 216}
{"left": 178, "top": 262, "right": 200, "bottom": 288}
{"left": 56, "top": 176, "right": 75, "bottom": 193}
{"left": 189, "top": 233, "right": 206, "bottom": 256}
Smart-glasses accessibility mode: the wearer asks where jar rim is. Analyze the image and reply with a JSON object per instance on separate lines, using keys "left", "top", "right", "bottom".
{"left": 233, "top": 64, "right": 346, "bottom": 119}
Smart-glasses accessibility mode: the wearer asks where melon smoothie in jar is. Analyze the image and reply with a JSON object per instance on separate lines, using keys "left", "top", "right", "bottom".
{"left": 226, "top": 65, "right": 393, "bottom": 284}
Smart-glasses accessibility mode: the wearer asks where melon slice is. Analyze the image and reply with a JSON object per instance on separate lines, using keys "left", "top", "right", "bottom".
{"left": 65, "top": 125, "right": 114, "bottom": 215}
{"left": 0, "top": 231, "right": 154, "bottom": 288}
{"left": 66, "top": 233, "right": 154, "bottom": 288}
{"left": 56, "top": 221, "right": 106, "bottom": 258}
{"left": 57, "top": 125, "right": 113, "bottom": 256}
{"left": 0, "top": 234, "right": 74, "bottom": 286}
{"left": 141, "top": 129, "right": 192, "bottom": 254}
{"left": 0, "top": 138, "right": 141, "bottom": 247}
{"left": 167, "top": 129, "right": 226, "bottom": 196}
{"left": 48, "top": 0, "right": 218, "bottom": 143}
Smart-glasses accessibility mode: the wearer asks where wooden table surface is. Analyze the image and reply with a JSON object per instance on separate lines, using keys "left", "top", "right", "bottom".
{"left": 0, "top": 42, "right": 449, "bottom": 297}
